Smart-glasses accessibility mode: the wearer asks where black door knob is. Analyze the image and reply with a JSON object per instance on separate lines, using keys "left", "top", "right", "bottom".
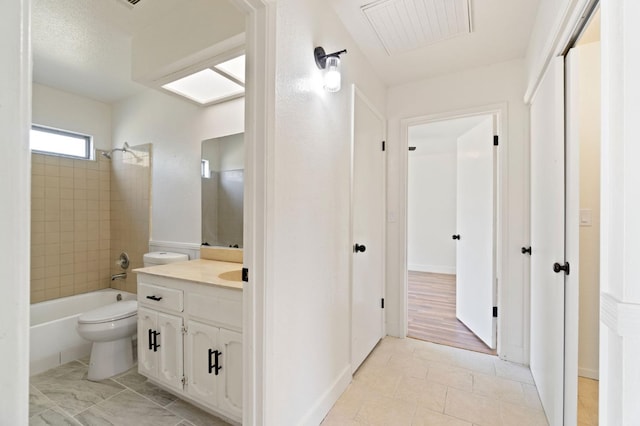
{"left": 521, "top": 247, "right": 532, "bottom": 255}
{"left": 553, "top": 262, "right": 570, "bottom": 275}
{"left": 354, "top": 243, "right": 366, "bottom": 253}
{"left": 452, "top": 234, "right": 460, "bottom": 240}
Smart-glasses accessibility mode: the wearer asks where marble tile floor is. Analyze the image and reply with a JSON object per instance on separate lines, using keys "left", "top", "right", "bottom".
{"left": 29, "top": 358, "right": 232, "bottom": 426}
{"left": 323, "top": 337, "right": 549, "bottom": 426}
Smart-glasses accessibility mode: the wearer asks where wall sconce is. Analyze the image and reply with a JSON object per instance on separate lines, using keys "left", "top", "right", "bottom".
{"left": 314, "top": 46, "right": 347, "bottom": 93}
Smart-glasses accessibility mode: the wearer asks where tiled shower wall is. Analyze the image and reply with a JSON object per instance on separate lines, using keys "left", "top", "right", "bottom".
{"left": 110, "top": 145, "right": 152, "bottom": 294}
{"left": 30, "top": 154, "right": 111, "bottom": 303}
{"left": 30, "top": 145, "right": 152, "bottom": 303}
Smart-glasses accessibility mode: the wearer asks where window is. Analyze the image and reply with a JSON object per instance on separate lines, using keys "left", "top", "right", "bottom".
{"left": 30, "top": 125, "right": 92, "bottom": 159}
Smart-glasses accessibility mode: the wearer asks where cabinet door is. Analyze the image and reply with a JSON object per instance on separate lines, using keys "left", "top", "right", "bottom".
{"left": 156, "top": 312, "right": 184, "bottom": 391}
{"left": 137, "top": 307, "right": 157, "bottom": 379}
{"left": 186, "top": 320, "right": 219, "bottom": 405}
{"left": 218, "top": 328, "right": 243, "bottom": 419}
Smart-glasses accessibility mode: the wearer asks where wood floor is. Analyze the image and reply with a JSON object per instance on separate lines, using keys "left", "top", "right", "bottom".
{"left": 408, "top": 271, "right": 497, "bottom": 355}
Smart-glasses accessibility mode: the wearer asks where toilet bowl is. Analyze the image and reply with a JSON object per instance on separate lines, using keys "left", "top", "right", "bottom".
{"left": 76, "top": 300, "right": 138, "bottom": 381}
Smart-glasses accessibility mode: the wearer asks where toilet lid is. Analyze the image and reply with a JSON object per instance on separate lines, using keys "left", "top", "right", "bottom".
{"left": 78, "top": 300, "right": 138, "bottom": 324}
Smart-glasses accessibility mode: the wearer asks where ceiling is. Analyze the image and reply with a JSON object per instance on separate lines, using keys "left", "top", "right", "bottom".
{"left": 329, "top": 0, "right": 541, "bottom": 86}
{"left": 409, "top": 115, "right": 489, "bottom": 155}
{"left": 33, "top": 0, "right": 542, "bottom": 103}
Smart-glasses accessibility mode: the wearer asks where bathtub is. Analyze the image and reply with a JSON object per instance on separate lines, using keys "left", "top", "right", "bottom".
{"left": 30, "top": 289, "right": 136, "bottom": 376}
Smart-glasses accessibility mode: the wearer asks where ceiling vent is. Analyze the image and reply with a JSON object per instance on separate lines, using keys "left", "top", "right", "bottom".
{"left": 362, "top": 0, "right": 472, "bottom": 55}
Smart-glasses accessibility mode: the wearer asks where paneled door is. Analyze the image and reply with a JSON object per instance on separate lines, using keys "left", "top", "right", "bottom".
{"left": 455, "top": 116, "right": 497, "bottom": 349}
{"left": 530, "top": 56, "right": 567, "bottom": 425}
{"left": 351, "top": 86, "right": 385, "bottom": 372}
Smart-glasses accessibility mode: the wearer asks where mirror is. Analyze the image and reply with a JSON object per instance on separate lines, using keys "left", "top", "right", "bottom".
{"left": 201, "top": 133, "right": 244, "bottom": 248}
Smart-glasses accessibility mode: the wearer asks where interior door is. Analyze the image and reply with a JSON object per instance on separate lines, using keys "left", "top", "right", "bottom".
{"left": 351, "top": 86, "right": 385, "bottom": 372}
{"left": 530, "top": 56, "right": 566, "bottom": 425}
{"left": 455, "top": 116, "right": 497, "bottom": 349}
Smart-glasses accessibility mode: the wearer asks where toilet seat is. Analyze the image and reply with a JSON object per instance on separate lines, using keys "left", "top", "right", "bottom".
{"left": 78, "top": 300, "right": 138, "bottom": 324}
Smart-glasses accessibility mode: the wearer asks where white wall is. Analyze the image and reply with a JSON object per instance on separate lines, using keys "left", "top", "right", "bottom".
{"left": 407, "top": 138, "right": 457, "bottom": 274}
{"left": 577, "top": 42, "right": 600, "bottom": 380}
{"left": 599, "top": 1, "right": 640, "bottom": 424}
{"left": 112, "top": 90, "right": 244, "bottom": 245}
{"left": 387, "top": 59, "right": 529, "bottom": 363}
{"left": 32, "top": 83, "right": 112, "bottom": 150}
{"left": 265, "top": 0, "right": 385, "bottom": 424}
{"left": 0, "top": 0, "right": 30, "bottom": 421}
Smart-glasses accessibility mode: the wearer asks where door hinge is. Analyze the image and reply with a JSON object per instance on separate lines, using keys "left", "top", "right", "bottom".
{"left": 493, "top": 306, "right": 498, "bottom": 318}
{"left": 181, "top": 376, "right": 187, "bottom": 386}
{"left": 493, "top": 135, "right": 499, "bottom": 146}
{"left": 382, "top": 140, "right": 386, "bottom": 151}
{"left": 381, "top": 298, "right": 385, "bottom": 309}
{"left": 242, "top": 267, "right": 248, "bottom": 282}
{"left": 181, "top": 326, "right": 188, "bottom": 335}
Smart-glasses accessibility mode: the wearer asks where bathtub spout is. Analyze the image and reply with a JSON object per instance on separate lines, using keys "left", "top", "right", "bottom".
{"left": 111, "top": 273, "right": 127, "bottom": 281}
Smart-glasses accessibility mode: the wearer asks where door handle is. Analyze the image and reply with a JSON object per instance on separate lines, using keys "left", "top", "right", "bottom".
{"left": 553, "top": 262, "right": 570, "bottom": 275}
{"left": 152, "top": 331, "right": 161, "bottom": 352}
{"left": 354, "top": 243, "right": 366, "bottom": 253}
{"left": 452, "top": 234, "right": 460, "bottom": 240}
{"left": 208, "top": 349, "right": 222, "bottom": 375}
{"left": 521, "top": 246, "right": 532, "bottom": 255}
{"left": 148, "top": 329, "right": 153, "bottom": 350}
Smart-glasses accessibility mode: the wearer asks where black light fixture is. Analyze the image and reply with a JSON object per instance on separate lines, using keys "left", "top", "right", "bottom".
{"left": 314, "top": 46, "right": 347, "bottom": 92}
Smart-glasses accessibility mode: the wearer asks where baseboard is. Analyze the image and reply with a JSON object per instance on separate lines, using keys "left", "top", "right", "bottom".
{"left": 578, "top": 367, "right": 599, "bottom": 380}
{"left": 148, "top": 240, "right": 201, "bottom": 260}
{"left": 407, "top": 264, "right": 456, "bottom": 275}
{"left": 298, "top": 365, "right": 352, "bottom": 425}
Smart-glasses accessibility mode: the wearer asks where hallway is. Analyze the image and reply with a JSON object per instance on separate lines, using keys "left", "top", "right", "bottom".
{"left": 323, "top": 337, "right": 547, "bottom": 425}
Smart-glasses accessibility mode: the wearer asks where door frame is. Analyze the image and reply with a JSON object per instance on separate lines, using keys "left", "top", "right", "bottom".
{"left": 349, "top": 84, "right": 387, "bottom": 370}
{"left": 399, "top": 103, "right": 508, "bottom": 356}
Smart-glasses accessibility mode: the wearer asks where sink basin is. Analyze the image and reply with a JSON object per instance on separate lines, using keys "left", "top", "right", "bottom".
{"left": 218, "top": 270, "right": 242, "bottom": 282}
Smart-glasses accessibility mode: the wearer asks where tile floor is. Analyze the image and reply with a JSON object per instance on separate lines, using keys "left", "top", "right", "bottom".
{"left": 578, "top": 376, "right": 599, "bottom": 425}
{"left": 322, "top": 337, "right": 549, "bottom": 426}
{"left": 29, "top": 358, "right": 232, "bottom": 426}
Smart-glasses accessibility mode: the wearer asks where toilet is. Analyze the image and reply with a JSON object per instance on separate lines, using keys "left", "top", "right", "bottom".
{"left": 77, "top": 252, "right": 188, "bottom": 381}
{"left": 76, "top": 300, "right": 138, "bottom": 381}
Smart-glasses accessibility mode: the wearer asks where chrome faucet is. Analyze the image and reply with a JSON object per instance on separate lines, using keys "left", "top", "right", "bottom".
{"left": 111, "top": 272, "right": 127, "bottom": 281}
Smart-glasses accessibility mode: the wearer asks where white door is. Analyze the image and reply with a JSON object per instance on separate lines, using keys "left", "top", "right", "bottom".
{"left": 219, "top": 328, "right": 243, "bottom": 419}
{"left": 186, "top": 320, "right": 219, "bottom": 404}
{"left": 137, "top": 307, "right": 157, "bottom": 378}
{"left": 351, "top": 86, "right": 385, "bottom": 372}
{"left": 156, "top": 312, "right": 184, "bottom": 391}
{"left": 455, "top": 116, "right": 497, "bottom": 349}
{"left": 530, "top": 57, "right": 566, "bottom": 425}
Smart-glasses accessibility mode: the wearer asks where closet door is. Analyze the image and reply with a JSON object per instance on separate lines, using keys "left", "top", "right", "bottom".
{"left": 529, "top": 56, "right": 566, "bottom": 425}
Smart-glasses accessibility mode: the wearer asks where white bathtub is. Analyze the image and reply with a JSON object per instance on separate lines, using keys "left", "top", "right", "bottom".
{"left": 30, "top": 289, "right": 136, "bottom": 376}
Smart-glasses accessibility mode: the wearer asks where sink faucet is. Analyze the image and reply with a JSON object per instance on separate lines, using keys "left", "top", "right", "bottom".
{"left": 111, "top": 272, "right": 127, "bottom": 281}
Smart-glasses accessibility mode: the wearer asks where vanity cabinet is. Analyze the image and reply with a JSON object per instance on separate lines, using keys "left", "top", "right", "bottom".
{"left": 137, "top": 275, "right": 242, "bottom": 423}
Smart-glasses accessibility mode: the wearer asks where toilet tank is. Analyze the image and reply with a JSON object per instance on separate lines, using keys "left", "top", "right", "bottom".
{"left": 143, "top": 252, "right": 189, "bottom": 267}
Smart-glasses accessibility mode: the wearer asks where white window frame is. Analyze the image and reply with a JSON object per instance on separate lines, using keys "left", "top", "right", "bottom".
{"left": 30, "top": 125, "right": 93, "bottom": 160}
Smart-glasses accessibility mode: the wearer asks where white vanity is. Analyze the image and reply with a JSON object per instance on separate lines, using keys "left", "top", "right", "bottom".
{"left": 134, "top": 258, "right": 243, "bottom": 423}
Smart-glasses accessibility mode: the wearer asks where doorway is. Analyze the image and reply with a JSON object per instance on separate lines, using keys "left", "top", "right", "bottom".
{"left": 406, "top": 113, "right": 497, "bottom": 356}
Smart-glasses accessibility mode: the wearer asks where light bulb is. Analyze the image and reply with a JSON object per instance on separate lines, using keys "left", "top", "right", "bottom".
{"left": 324, "top": 56, "right": 341, "bottom": 92}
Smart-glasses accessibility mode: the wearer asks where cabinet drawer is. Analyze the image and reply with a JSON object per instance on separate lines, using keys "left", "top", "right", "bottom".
{"left": 139, "top": 283, "right": 184, "bottom": 312}
{"left": 186, "top": 292, "right": 242, "bottom": 329}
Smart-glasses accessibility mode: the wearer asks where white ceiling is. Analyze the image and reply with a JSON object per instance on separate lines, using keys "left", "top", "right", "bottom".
{"left": 33, "top": 0, "right": 541, "bottom": 103}
{"left": 329, "top": 0, "right": 541, "bottom": 86}
{"left": 409, "top": 115, "right": 489, "bottom": 155}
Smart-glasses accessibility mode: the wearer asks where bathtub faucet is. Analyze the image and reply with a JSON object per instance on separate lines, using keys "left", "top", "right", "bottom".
{"left": 111, "top": 272, "right": 127, "bottom": 281}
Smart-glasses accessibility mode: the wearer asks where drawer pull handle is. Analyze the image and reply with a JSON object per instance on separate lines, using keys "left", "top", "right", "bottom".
{"left": 208, "top": 349, "right": 222, "bottom": 376}
{"left": 146, "top": 295, "right": 163, "bottom": 301}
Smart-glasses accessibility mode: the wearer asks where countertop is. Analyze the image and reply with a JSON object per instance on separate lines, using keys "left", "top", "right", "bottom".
{"left": 133, "top": 259, "right": 243, "bottom": 290}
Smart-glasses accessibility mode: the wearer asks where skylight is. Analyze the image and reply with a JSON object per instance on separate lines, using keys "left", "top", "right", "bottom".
{"left": 162, "top": 67, "right": 244, "bottom": 105}
{"left": 214, "top": 55, "right": 246, "bottom": 83}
